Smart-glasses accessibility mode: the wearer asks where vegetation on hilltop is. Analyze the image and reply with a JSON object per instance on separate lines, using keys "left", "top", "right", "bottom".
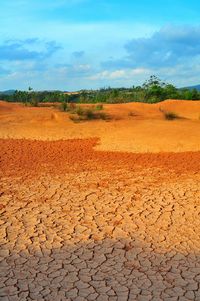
{"left": 1, "top": 76, "right": 200, "bottom": 105}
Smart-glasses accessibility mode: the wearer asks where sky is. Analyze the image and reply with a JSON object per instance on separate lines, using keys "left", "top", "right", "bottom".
{"left": 0, "top": 0, "right": 200, "bottom": 91}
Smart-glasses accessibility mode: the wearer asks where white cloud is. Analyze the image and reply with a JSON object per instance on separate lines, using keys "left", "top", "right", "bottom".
{"left": 88, "top": 68, "right": 150, "bottom": 80}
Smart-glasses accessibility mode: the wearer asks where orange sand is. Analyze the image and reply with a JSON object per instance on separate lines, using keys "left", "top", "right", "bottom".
{"left": 0, "top": 100, "right": 200, "bottom": 152}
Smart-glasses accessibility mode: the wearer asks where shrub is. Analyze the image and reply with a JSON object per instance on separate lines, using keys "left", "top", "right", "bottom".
{"left": 69, "top": 106, "right": 109, "bottom": 122}
{"left": 128, "top": 111, "right": 137, "bottom": 117}
{"left": 97, "top": 112, "right": 109, "bottom": 120}
{"left": 24, "top": 101, "right": 31, "bottom": 107}
{"left": 60, "top": 102, "right": 77, "bottom": 113}
{"left": 95, "top": 104, "right": 104, "bottom": 110}
{"left": 84, "top": 109, "right": 96, "bottom": 119}
{"left": 30, "top": 99, "right": 39, "bottom": 107}
{"left": 69, "top": 102, "right": 76, "bottom": 109}
{"left": 75, "top": 107, "right": 96, "bottom": 120}
{"left": 60, "top": 102, "right": 68, "bottom": 112}
{"left": 164, "top": 111, "right": 179, "bottom": 120}
{"left": 76, "top": 106, "right": 84, "bottom": 116}
{"left": 69, "top": 115, "right": 80, "bottom": 123}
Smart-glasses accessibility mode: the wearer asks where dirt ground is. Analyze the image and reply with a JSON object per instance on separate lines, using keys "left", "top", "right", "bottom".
{"left": 0, "top": 100, "right": 200, "bottom": 300}
{"left": 0, "top": 100, "right": 200, "bottom": 152}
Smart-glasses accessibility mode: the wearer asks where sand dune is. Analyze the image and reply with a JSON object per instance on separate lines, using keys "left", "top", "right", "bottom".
{"left": 0, "top": 100, "right": 200, "bottom": 152}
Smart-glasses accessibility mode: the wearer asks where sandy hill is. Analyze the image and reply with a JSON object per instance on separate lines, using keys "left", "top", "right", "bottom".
{"left": 0, "top": 99, "right": 200, "bottom": 153}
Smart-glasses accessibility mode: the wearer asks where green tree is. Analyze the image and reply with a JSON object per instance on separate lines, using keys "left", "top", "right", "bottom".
{"left": 163, "top": 84, "right": 178, "bottom": 99}
{"left": 143, "top": 75, "right": 166, "bottom": 102}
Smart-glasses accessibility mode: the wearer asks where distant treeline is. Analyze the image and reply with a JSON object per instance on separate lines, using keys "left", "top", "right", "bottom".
{"left": 1, "top": 76, "right": 200, "bottom": 105}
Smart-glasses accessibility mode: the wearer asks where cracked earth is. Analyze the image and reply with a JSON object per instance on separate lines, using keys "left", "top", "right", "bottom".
{"left": 0, "top": 138, "right": 200, "bottom": 301}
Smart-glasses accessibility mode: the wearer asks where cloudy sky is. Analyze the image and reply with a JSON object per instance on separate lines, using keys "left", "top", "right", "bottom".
{"left": 0, "top": 0, "right": 200, "bottom": 91}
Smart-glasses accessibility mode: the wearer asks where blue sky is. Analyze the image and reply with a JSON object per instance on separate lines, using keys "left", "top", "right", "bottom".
{"left": 0, "top": 0, "right": 200, "bottom": 90}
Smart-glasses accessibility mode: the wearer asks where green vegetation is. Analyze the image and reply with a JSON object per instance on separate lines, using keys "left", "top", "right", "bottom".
{"left": 60, "top": 101, "right": 68, "bottom": 112}
{"left": 1, "top": 90, "right": 72, "bottom": 104}
{"left": 1, "top": 76, "right": 200, "bottom": 104}
{"left": 95, "top": 103, "right": 104, "bottom": 110}
{"left": 30, "top": 98, "right": 39, "bottom": 107}
{"left": 67, "top": 104, "right": 109, "bottom": 122}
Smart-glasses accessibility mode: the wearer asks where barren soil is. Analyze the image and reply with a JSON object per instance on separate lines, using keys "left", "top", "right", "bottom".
{"left": 0, "top": 100, "right": 200, "bottom": 300}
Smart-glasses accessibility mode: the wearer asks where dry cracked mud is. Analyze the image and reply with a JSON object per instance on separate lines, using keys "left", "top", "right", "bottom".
{"left": 0, "top": 138, "right": 200, "bottom": 301}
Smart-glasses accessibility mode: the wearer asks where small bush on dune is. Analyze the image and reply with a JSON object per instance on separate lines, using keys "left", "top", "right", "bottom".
{"left": 60, "top": 102, "right": 68, "bottom": 112}
{"left": 128, "top": 111, "right": 138, "bottom": 117}
{"left": 69, "top": 102, "right": 77, "bottom": 111}
{"left": 69, "top": 106, "right": 109, "bottom": 122}
{"left": 26, "top": 99, "right": 39, "bottom": 107}
{"left": 164, "top": 111, "right": 179, "bottom": 120}
{"left": 76, "top": 108, "right": 96, "bottom": 120}
{"left": 60, "top": 102, "right": 109, "bottom": 122}
{"left": 84, "top": 109, "right": 96, "bottom": 119}
{"left": 96, "top": 112, "right": 109, "bottom": 120}
{"left": 95, "top": 104, "right": 104, "bottom": 110}
{"left": 69, "top": 115, "right": 80, "bottom": 123}
{"left": 76, "top": 106, "right": 85, "bottom": 116}
{"left": 23, "top": 98, "right": 39, "bottom": 107}
{"left": 24, "top": 101, "right": 31, "bottom": 107}
{"left": 60, "top": 102, "right": 78, "bottom": 113}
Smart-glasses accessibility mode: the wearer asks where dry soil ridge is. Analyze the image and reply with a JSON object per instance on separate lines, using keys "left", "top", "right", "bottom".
{"left": 1, "top": 100, "right": 200, "bottom": 153}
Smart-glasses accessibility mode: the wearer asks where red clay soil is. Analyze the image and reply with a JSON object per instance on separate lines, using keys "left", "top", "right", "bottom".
{"left": 1, "top": 138, "right": 200, "bottom": 177}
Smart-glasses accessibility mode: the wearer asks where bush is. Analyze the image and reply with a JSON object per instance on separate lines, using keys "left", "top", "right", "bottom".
{"left": 69, "top": 102, "right": 77, "bottom": 112}
{"left": 97, "top": 112, "right": 108, "bottom": 120}
{"left": 95, "top": 104, "right": 104, "bottom": 110}
{"left": 60, "top": 102, "right": 77, "bottom": 113}
{"left": 164, "top": 111, "right": 179, "bottom": 120}
{"left": 128, "top": 111, "right": 137, "bottom": 117}
{"left": 75, "top": 107, "right": 96, "bottom": 120}
{"left": 60, "top": 102, "right": 68, "bottom": 112}
{"left": 69, "top": 106, "right": 109, "bottom": 122}
{"left": 84, "top": 109, "right": 96, "bottom": 119}
{"left": 24, "top": 101, "right": 31, "bottom": 107}
{"left": 76, "top": 106, "right": 84, "bottom": 116}
{"left": 69, "top": 115, "right": 80, "bottom": 123}
{"left": 30, "top": 99, "right": 39, "bottom": 107}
